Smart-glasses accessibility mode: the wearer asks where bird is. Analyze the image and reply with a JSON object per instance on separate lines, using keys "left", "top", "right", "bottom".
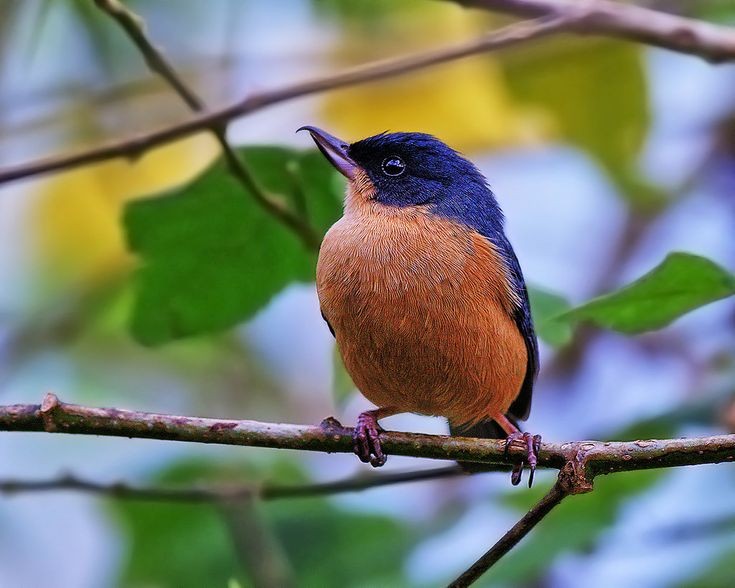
{"left": 298, "top": 126, "right": 540, "bottom": 486}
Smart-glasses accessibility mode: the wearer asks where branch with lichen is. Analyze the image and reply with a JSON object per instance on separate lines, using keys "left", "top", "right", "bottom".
{"left": 4, "top": 394, "right": 734, "bottom": 476}
{"left": 1, "top": 393, "right": 734, "bottom": 585}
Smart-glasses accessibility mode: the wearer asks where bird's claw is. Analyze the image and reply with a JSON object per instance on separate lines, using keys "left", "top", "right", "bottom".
{"left": 353, "top": 411, "right": 386, "bottom": 467}
{"left": 504, "top": 432, "right": 542, "bottom": 487}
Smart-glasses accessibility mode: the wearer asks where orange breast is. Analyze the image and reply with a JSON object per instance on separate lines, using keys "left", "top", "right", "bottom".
{"left": 317, "top": 200, "right": 527, "bottom": 427}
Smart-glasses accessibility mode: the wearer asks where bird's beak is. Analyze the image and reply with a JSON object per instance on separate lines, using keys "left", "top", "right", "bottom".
{"left": 297, "top": 125, "right": 357, "bottom": 180}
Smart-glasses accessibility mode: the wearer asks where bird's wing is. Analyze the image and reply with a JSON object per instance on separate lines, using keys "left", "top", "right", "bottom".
{"left": 498, "top": 240, "right": 539, "bottom": 421}
{"left": 321, "top": 309, "right": 335, "bottom": 338}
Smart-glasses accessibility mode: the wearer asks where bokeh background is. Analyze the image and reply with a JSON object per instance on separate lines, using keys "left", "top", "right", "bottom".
{"left": 1, "top": 1, "right": 735, "bottom": 587}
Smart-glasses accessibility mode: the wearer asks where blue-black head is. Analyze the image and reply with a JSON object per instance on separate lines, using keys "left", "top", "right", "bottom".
{"left": 298, "top": 126, "right": 505, "bottom": 231}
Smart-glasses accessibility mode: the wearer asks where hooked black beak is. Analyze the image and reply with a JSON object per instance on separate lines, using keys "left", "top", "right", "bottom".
{"left": 297, "top": 125, "right": 357, "bottom": 180}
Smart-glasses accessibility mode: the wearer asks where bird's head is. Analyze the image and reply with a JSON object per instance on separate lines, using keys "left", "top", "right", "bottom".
{"left": 298, "top": 127, "right": 501, "bottom": 225}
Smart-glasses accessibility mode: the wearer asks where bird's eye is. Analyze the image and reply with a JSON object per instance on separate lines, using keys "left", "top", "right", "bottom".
{"left": 381, "top": 156, "right": 406, "bottom": 177}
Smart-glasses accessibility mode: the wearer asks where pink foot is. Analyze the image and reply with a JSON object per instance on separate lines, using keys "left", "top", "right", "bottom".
{"left": 353, "top": 411, "right": 387, "bottom": 467}
{"left": 504, "top": 432, "right": 542, "bottom": 487}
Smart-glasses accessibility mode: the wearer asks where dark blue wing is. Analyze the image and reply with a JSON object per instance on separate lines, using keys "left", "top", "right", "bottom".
{"left": 497, "top": 237, "right": 538, "bottom": 421}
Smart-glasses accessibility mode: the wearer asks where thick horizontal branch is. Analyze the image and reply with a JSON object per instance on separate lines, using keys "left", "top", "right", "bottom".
{"left": 456, "top": 0, "right": 735, "bottom": 62}
{"left": 0, "top": 16, "right": 568, "bottom": 185}
{"left": 1, "top": 395, "right": 733, "bottom": 483}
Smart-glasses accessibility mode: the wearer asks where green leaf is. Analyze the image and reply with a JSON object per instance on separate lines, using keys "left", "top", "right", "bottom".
{"left": 503, "top": 40, "right": 666, "bottom": 211}
{"left": 528, "top": 286, "right": 572, "bottom": 347}
{"left": 124, "top": 147, "right": 343, "bottom": 345}
{"left": 111, "top": 458, "right": 416, "bottom": 588}
{"left": 265, "top": 499, "right": 415, "bottom": 587}
{"left": 679, "top": 546, "right": 735, "bottom": 588}
{"left": 692, "top": 1, "right": 735, "bottom": 24}
{"left": 559, "top": 252, "right": 735, "bottom": 334}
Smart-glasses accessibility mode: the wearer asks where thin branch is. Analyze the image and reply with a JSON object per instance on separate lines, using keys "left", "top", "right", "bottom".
{"left": 0, "top": 16, "right": 567, "bottom": 185}
{"left": 1, "top": 394, "right": 734, "bottom": 473}
{"left": 93, "top": 0, "right": 321, "bottom": 250}
{"left": 448, "top": 479, "right": 569, "bottom": 587}
{"left": 3, "top": 2, "right": 735, "bottom": 186}
{"left": 455, "top": 0, "right": 735, "bottom": 62}
{"left": 0, "top": 466, "right": 464, "bottom": 503}
{"left": 265, "top": 464, "right": 465, "bottom": 499}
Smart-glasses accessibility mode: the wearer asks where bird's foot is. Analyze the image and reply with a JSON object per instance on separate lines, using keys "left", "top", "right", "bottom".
{"left": 504, "top": 431, "right": 542, "bottom": 487}
{"left": 353, "top": 410, "right": 387, "bottom": 467}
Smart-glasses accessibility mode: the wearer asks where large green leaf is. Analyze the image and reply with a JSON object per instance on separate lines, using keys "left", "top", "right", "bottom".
{"left": 124, "top": 147, "right": 343, "bottom": 345}
{"left": 560, "top": 252, "right": 735, "bottom": 334}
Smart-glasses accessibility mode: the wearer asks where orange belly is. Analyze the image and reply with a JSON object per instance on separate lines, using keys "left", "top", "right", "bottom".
{"left": 316, "top": 205, "right": 527, "bottom": 427}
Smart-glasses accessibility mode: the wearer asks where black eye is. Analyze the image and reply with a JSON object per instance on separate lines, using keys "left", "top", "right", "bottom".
{"left": 381, "top": 156, "right": 406, "bottom": 177}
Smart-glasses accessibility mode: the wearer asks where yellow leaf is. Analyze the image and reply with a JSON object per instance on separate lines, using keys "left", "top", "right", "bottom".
{"left": 320, "top": 4, "right": 545, "bottom": 150}
{"left": 31, "top": 134, "right": 218, "bottom": 289}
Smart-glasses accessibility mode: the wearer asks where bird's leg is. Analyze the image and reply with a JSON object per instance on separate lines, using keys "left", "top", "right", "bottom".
{"left": 495, "top": 413, "right": 542, "bottom": 488}
{"left": 353, "top": 406, "right": 400, "bottom": 467}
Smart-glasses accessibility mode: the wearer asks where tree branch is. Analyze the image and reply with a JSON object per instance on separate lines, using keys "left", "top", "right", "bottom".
{"left": 93, "top": 0, "right": 321, "bottom": 250}
{"left": 0, "top": 16, "right": 568, "bottom": 185}
{"left": 455, "top": 0, "right": 735, "bottom": 62}
{"left": 448, "top": 478, "right": 569, "bottom": 587}
{"left": 0, "top": 466, "right": 464, "bottom": 503}
{"left": 2, "top": 393, "right": 734, "bottom": 586}
{"left": 3, "top": 3, "right": 734, "bottom": 187}
{"left": 2, "top": 394, "right": 733, "bottom": 473}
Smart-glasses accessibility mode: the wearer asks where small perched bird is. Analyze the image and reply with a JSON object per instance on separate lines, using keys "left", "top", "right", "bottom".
{"left": 299, "top": 126, "right": 540, "bottom": 485}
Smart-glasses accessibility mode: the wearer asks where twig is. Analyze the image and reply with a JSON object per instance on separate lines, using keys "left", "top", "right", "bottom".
{"left": 0, "top": 16, "right": 567, "bottom": 185}
{"left": 3, "top": 2, "right": 735, "bottom": 186}
{"left": 0, "top": 466, "right": 464, "bottom": 502}
{"left": 93, "top": 0, "right": 321, "bottom": 250}
{"left": 456, "top": 0, "right": 735, "bottom": 62}
{"left": 448, "top": 479, "right": 569, "bottom": 587}
{"left": 1, "top": 394, "right": 734, "bottom": 472}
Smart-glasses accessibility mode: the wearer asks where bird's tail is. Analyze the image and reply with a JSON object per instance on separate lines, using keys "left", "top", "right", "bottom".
{"left": 449, "top": 418, "right": 516, "bottom": 473}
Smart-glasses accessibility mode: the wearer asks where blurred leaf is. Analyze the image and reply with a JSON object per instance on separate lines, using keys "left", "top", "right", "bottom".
{"left": 112, "top": 458, "right": 416, "bottom": 588}
{"left": 320, "top": 5, "right": 530, "bottom": 152}
{"left": 559, "top": 252, "right": 735, "bottom": 334}
{"left": 503, "top": 39, "right": 665, "bottom": 211}
{"left": 32, "top": 135, "right": 217, "bottom": 292}
{"left": 504, "top": 39, "right": 647, "bottom": 171}
{"left": 679, "top": 547, "right": 735, "bottom": 588}
{"left": 116, "top": 501, "right": 245, "bottom": 588}
{"left": 691, "top": 0, "right": 735, "bottom": 23}
{"left": 332, "top": 345, "right": 355, "bottom": 405}
{"left": 124, "top": 147, "right": 343, "bottom": 345}
{"left": 111, "top": 458, "right": 286, "bottom": 588}
{"left": 312, "top": 0, "right": 429, "bottom": 25}
{"left": 528, "top": 286, "right": 572, "bottom": 347}
{"left": 484, "top": 470, "right": 662, "bottom": 585}
{"left": 265, "top": 499, "right": 415, "bottom": 587}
